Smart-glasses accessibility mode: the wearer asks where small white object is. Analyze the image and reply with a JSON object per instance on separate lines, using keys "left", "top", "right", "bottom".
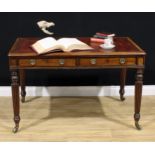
{"left": 37, "top": 20, "right": 55, "bottom": 35}
{"left": 107, "top": 34, "right": 115, "bottom": 37}
{"left": 100, "top": 34, "right": 115, "bottom": 49}
{"left": 100, "top": 44, "right": 115, "bottom": 49}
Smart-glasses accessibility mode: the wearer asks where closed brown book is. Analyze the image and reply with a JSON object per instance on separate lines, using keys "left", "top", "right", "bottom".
{"left": 90, "top": 37, "right": 104, "bottom": 43}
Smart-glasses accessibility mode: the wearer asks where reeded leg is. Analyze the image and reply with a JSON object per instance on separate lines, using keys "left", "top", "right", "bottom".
{"left": 119, "top": 68, "right": 127, "bottom": 101}
{"left": 11, "top": 70, "right": 20, "bottom": 133}
{"left": 20, "top": 69, "right": 26, "bottom": 103}
{"left": 134, "top": 68, "right": 143, "bottom": 130}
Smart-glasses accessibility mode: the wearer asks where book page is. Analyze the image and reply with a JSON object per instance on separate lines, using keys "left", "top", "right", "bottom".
{"left": 57, "top": 38, "right": 92, "bottom": 52}
{"left": 36, "top": 37, "right": 57, "bottom": 49}
{"left": 32, "top": 37, "right": 59, "bottom": 54}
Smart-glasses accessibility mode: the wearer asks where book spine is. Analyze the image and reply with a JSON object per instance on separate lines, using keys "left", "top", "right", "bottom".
{"left": 90, "top": 38, "right": 104, "bottom": 43}
{"left": 93, "top": 34, "right": 107, "bottom": 39}
{"left": 96, "top": 32, "right": 114, "bottom": 37}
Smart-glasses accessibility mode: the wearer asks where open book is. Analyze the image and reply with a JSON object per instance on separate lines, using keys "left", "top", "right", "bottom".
{"left": 31, "top": 37, "right": 93, "bottom": 54}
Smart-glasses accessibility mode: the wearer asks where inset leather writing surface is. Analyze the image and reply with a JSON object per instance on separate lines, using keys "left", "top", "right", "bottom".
{"left": 9, "top": 38, "right": 38, "bottom": 56}
{"left": 8, "top": 37, "right": 145, "bottom": 58}
{"left": 89, "top": 37, "right": 144, "bottom": 53}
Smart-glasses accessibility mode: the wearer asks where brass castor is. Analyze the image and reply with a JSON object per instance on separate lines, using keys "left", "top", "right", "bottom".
{"left": 12, "top": 126, "right": 19, "bottom": 133}
{"left": 21, "top": 97, "right": 25, "bottom": 103}
{"left": 120, "top": 96, "right": 125, "bottom": 101}
{"left": 135, "top": 121, "right": 142, "bottom": 130}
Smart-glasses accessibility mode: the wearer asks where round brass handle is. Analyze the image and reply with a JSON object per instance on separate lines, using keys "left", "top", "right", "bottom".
{"left": 59, "top": 59, "right": 65, "bottom": 65}
{"left": 29, "top": 59, "right": 36, "bottom": 65}
{"left": 120, "top": 58, "right": 126, "bottom": 64}
{"left": 90, "top": 58, "right": 96, "bottom": 65}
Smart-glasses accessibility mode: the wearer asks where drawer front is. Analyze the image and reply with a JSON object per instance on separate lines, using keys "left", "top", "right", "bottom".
{"left": 19, "top": 58, "right": 76, "bottom": 67}
{"left": 80, "top": 57, "right": 136, "bottom": 67}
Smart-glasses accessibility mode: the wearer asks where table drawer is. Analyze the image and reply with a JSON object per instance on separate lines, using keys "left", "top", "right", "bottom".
{"left": 79, "top": 57, "right": 136, "bottom": 66}
{"left": 19, "top": 58, "right": 76, "bottom": 67}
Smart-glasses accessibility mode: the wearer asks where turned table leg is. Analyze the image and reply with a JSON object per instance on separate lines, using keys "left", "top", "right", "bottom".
{"left": 134, "top": 68, "right": 143, "bottom": 130}
{"left": 11, "top": 70, "right": 20, "bottom": 133}
{"left": 119, "top": 68, "right": 127, "bottom": 101}
{"left": 20, "top": 69, "right": 26, "bottom": 103}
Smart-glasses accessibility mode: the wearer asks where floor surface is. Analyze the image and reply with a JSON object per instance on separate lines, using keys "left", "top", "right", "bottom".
{"left": 0, "top": 96, "right": 155, "bottom": 141}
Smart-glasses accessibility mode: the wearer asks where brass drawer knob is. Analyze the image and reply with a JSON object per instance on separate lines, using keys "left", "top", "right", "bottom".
{"left": 29, "top": 59, "right": 36, "bottom": 65}
{"left": 90, "top": 58, "right": 96, "bottom": 65}
{"left": 120, "top": 58, "right": 126, "bottom": 64}
{"left": 59, "top": 59, "right": 65, "bottom": 65}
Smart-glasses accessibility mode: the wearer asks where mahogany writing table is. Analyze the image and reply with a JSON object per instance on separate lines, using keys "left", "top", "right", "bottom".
{"left": 8, "top": 37, "right": 146, "bottom": 133}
